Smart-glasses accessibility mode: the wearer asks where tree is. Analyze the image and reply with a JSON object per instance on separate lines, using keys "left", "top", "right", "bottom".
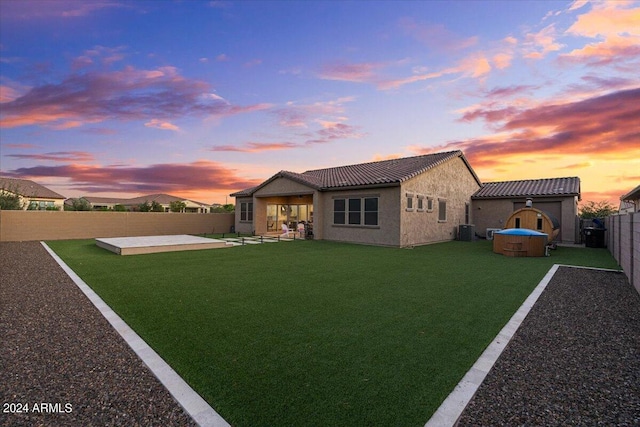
{"left": 211, "top": 204, "right": 235, "bottom": 213}
{"left": 169, "top": 200, "right": 187, "bottom": 212}
{"left": 579, "top": 200, "right": 617, "bottom": 219}
{"left": 68, "top": 197, "right": 92, "bottom": 211}
{"left": 151, "top": 200, "right": 165, "bottom": 212}
{"left": 140, "top": 200, "right": 164, "bottom": 212}
{"left": 0, "top": 187, "right": 24, "bottom": 210}
{"left": 114, "top": 204, "right": 127, "bottom": 212}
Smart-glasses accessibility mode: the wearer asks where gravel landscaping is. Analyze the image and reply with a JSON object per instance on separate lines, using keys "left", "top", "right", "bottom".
{"left": 0, "top": 242, "right": 197, "bottom": 427}
{"left": 457, "top": 266, "right": 640, "bottom": 426}
{"left": 2, "top": 241, "right": 638, "bottom": 426}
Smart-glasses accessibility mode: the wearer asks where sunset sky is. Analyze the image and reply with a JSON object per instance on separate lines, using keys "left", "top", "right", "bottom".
{"left": 1, "top": 0, "right": 638, "bottom": 205}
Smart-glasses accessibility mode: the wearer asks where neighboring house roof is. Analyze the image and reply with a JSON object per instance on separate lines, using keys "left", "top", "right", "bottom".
{"left": 232, "top": 150, "right": 481, "bottom": 197}
{"left": 472, "top": 177, "right": 581, "bottom": 199}
{"left": 83, "top": 196, "right": 126, "bottom": 204}
{"left": 620, "top": 184, "right": 640, "bottom": 202}
{"left": 0, "top": 177, "right": 65, "bottom": 199}
{"left": 84, "top": 193, "right": 210, "bottom": 207}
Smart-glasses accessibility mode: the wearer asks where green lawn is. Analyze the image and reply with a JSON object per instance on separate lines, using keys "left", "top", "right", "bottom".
{"left": 47, "top": 239, "right": 619, "bottom": 426}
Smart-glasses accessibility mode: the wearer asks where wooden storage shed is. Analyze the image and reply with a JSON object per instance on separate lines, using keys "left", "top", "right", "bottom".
{"left": 505, "top": 207, "right": 560, "bottom": 241}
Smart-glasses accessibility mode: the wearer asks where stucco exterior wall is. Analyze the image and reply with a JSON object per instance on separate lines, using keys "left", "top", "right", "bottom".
{"left": 319, "top": 186, "right": 401, "bottom": 246}
{"left": 400, "top": 156, "right": 480, "bottom": 246}
{"left": 472, "top": 196, "right": 579, "bottom": 243}
{"left": 0, "top": 210, "right": 234, "bottom": 242}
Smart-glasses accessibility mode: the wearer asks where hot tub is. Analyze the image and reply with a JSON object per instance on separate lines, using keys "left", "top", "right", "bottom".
{"left": 493, "top": 228, "right": 548, "bottom": 257}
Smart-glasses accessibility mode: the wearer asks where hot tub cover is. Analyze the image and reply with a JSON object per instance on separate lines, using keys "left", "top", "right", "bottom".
{"left": 495, "top": 228, "right": 548, "bottom": 236}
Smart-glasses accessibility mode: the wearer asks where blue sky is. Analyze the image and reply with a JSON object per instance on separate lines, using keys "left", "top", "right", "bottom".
{"left": 1, "top": 0, "right": 638, "bottom": 204}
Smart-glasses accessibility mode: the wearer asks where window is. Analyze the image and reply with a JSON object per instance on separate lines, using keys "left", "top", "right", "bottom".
{"left": 406, "top": 192, "right": 414, "bottom": 211}
{"left": 465, "top": 203, "right": 470, "bottom": 224}
{"left": 426, "top": 196, "right": 434, "bottom": 212}
{"left": 240, "top": 202, "right": 253, "bottom": 221}
{"left": 438, "top": 199, "right": 447, "bottom": 222}
{"left": 515, "top": 218, "right": 521, "bottom": 228}
{"left": 348, "top": 198, "right": 361, "bottom": 224}
{"left": 364, "top": 197, "right": 378, "bottom": 225}
{"left": 537, "top": 218, "right": 543, "bottom": 230}
{"left": 334, "top": 199, "right": 346, "bottom": 224}
{"left": 333, "top": 197, "right": 378, "bottom": 226}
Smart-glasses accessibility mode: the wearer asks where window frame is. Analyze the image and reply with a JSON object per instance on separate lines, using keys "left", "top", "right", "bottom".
{"left": 438, "top": 198, "right": 447, "bottom": 222}
{"left": 333, "top": 195, "right": 379, "bottom": 227}
{"left": 426, "top": 196, "right": 434, "bottom": 212}
{"left": 240, "top": 201, "right": 253, "bottom": 222}
{"left": 405, "top": 192, "right": 414, "bottom": 212}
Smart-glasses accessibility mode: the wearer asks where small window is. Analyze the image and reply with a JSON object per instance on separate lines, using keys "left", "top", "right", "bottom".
{"left": 406, "top": 193, "right": 414, "bottom": 211}
{"left": 465, "top": 203, "right": 470, "bottom": 224}
{"left": 334, "top": 199, "right": 346, "bottom": 224}
{"left": 438, "top": 199, "right": 447, "bottom": 222}
{"left": 240, "top": 202, "right": 253, "bottom": 221}
{"left": 515, "top": 218, "right": 521, "bottom": 228}
{"left": 426, "top": 197, "right": 434, "bottom": 212}
{"left": 537, "top": 218, "right": 543, "bottom": 230}
{"left": 417, "top": 196, "right": 424, "bottom": 211}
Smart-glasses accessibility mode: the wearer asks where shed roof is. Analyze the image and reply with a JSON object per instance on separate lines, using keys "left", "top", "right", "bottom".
{"left": 0, "top": 177, "right": 65, "bottom": 199}
{"left": 231, "top": 150, "right": 480, "bottom": 197}
{"left": 472, "top": 177, "right": 580, "bottom": 199}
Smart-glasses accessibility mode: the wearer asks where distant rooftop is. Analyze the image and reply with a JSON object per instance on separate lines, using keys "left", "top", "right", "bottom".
{"left": 472, "top": 177, "right": 581, "bottom": 199}
{"left": 0, "top": 177, "right": 65, "bottom": 199}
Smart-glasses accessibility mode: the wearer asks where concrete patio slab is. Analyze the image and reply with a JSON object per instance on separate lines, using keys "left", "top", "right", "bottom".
{"left": 95, "top": 235, "right": 232, "bottom": 255}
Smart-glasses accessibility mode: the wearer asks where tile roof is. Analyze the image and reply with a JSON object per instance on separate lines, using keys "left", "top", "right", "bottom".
{"left": 231, "top": 150, "right": 479, "bottom": 196}
{"left": 472, "top": 177, "right": 580, "bottom": 199}
{"left": 85, "top": 193, "right": 210, "bottom": 206}
{"left": 0, "top": 177, "right": 65, "bottom": 199}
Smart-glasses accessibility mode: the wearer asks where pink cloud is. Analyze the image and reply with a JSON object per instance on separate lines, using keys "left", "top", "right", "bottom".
{"left": 560, "top": 2, "right": 640, "bottom": 67}
{"left": 0, "top": 65, "right": 270, "bottom": 129}
{"left": 398, "top": 18, "right": 478, "bottom": 51}
{"left": 4, "top": 160, "right": 262, "bottom": 194}
{"left": 145, "top": 119, "right": 180, "bottom": 131}
{"left": 2, "top": 143, "right": 39, "bottom": 149}
{"left": 485, "top": 85, "right": 539, "bottom": 99}
{"left": 415, "top": 87, "right": 640, "bottom": 167}
{"left": 522, "top": 24, "right": 564, "bottom": 59}
{"left": 318, "top": 62, "right": 384, "bottom": 84}
{"left": 6, "top": 151, "right": 95, "bottom": 162}
{"left": 210, "top": 142, "right": 299, "bottom": 153}
{"left": 0, "top": 1, "right": 133, "bottom": 20}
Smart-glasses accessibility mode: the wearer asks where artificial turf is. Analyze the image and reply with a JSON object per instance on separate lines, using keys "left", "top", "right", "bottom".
{"left": 47, "top": 239, "right": 619, "bottom": 426}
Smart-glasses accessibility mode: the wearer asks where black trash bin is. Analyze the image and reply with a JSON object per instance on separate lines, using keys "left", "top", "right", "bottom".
{"left": 584, "top": 227, "right": 606, "bottom": 248}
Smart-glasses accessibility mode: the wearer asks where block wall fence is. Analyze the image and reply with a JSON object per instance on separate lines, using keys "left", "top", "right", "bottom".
{"left": 606, "top": 212, "right": 639, "bottom": 294}
{"left": 0, "top": 211, "right": 235, "bottom": 242}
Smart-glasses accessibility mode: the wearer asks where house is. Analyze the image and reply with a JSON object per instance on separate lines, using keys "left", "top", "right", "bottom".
{"left": 620, "top": 184, "right": 640, "bottom": 213}
{"left": 81, "top": 194, "right": 210, "bottom": 212}
{"left": 231, "top": 150, "right": 482, "bottom": 247}
{"left": 472, "top": 177, "right": 581, "bottom": 243}
{"left": 0, "top": 177, "right": 65, "bottom": 210}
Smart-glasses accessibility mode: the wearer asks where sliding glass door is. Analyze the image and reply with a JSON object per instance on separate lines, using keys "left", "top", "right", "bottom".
{"left": 266, "top": 204, "right": 313, "bottom": 232}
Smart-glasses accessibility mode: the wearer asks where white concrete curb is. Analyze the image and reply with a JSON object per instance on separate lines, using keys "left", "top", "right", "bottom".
{"left": 424, "top": 264, "right": 561, "bottom": 427}
{"left": 42, "top": 242, "right": 230, "bottom": 427}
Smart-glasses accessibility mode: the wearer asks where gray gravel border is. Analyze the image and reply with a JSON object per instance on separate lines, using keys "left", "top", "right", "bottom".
{"left": 1, "top": 242, "right": 200, "bottom": 427}
{"left": 456, "top": 265, "right": 640, "bottom": 426}
{"left": 42, "top": 242, "right": 230, "bottom": 427}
